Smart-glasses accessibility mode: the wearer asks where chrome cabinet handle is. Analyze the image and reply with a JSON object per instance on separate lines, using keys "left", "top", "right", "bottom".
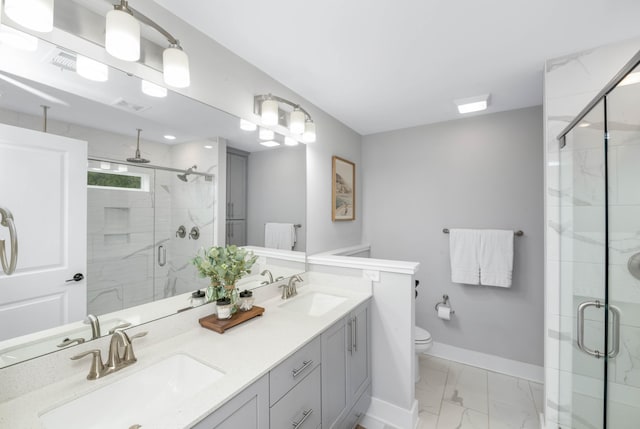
{"left": 577, "top": 300, "right": 603, "bottom": 359}
{"left": 0, "top": 207, "right": 18, "bottom": 275}
{"left": 292, "top": 409, "right": 313, "bottom": 429}
{"left": 292, "top": 359, "right": 313, "bottom": 378}
{"left": 608, "top": 305, "right": 621, "bottom": 358}
{"left": 347, "top": 319, "right": 353, "bottom": 354}
{"left": 158, "top": 245, "right": 166, "bottom": 267}
{"left": 353, "top": 315, "right": 358, "bottom": 352}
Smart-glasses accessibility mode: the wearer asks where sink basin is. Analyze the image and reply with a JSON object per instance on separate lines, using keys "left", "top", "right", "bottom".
{"left": 279, "top": 292, "right": 348, "bottom": 317}
{"left": 40, "top": 354, "right": 224, "bottom": 429}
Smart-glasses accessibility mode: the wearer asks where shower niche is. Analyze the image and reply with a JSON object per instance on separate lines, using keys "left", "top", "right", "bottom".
{"left": 87, "top": 159, "right": 215, "bottom": 315}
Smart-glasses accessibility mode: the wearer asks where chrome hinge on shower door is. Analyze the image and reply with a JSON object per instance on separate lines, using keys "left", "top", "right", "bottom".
{"left": 576, "top": 300, "right": 620, "bottom": 359}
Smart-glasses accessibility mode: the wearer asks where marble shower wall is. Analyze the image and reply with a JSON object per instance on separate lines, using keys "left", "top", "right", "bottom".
{"left": 544, "top": 37, "right": 640, "bottom": 429}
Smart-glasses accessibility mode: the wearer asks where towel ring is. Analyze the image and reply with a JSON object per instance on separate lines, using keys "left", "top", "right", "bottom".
{"left": 0, "top": 207, "right": 18, "bottom": 275}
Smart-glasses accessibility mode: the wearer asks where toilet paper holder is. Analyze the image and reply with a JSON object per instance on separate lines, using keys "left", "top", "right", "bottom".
{"left": 435, "top": 294, "right": 455, "bottom": 315}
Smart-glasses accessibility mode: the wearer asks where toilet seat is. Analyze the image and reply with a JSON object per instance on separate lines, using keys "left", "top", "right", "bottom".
{"left": 415, "top": 326, "right": 432, "bottom": 343}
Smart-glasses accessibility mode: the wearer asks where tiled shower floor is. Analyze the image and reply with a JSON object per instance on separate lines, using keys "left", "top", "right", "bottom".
{"left": 416, "top": 355, "right": 543, "bottom": 429}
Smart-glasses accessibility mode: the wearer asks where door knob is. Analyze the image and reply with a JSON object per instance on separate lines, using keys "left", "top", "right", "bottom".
{"left": 66, "top": 273, "right": 84, "bottom": 282}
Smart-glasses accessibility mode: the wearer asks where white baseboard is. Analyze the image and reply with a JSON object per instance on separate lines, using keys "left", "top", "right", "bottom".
{"left": 362, "top": 397, "right": 418, "bottom": 429}
{"left": 426, "top": 341, "right": 544, "bottom": 383}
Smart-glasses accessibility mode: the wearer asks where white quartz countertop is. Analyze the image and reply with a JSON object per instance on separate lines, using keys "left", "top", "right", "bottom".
{"left": 0, "top": 283, "right": 371, "bottom": 429}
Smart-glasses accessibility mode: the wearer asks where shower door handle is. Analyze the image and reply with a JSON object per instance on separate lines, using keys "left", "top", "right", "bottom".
{"left": 0, "top": 207, "right": 18, "bottom": 275}
{"left": 158, "top": 245, "right": 166, "bottom": 267}
{"left": 577, "top": 300, "right": 603, "bottom": 359}
{"left": 608, "top": 305, "right": 621, "bottom": 358}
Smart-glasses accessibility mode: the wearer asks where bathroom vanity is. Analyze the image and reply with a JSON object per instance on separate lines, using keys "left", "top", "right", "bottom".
{"left": 0, "top": 280, "right": 371, "bottom": 429}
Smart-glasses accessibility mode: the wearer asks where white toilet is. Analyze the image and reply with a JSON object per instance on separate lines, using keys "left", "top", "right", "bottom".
{"left": 414, "top": 325, "right": 433, "bottom": 382}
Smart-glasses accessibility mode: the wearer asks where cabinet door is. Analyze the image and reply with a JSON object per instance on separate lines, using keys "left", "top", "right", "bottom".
{"left": 348, "top": 302, "right": 370, "bottom": 401}
{"left": 226, "top": 152, "right": 247, "bottom": 220}
{"left": 226, "top": 220, "right": 246, "bottom": 246}
{"left": 270, "top": 366, "right": 321, "bottom": 429}
{"left": 192, "top": 375, "right": 268, "bottom": 429}
{"left": 321, "top": 318, "right": 349, "bottom": 428}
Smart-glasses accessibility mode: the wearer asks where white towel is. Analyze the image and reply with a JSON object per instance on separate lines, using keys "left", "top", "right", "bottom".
{"left": 479, "top": 229, "right": 514, "bottom": 287}
{"left": 449, "top": 229, "right": 481, "bottom": 285}
{"left": 264, "top": 223, "right": 296, "bottom": 250}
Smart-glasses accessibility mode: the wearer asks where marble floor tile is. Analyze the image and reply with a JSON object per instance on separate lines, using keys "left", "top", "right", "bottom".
{"left": 443, "top": 362, "right": 489, "bottom": 414}
{"left": 420, "top": 355, "right": 451, "bottom": 373}
{"left": 417, "top": 410, "right": 439, "bottom": 429}
{"left": 488, "top": 399, "right": 540, "bottom": 429}
{"left": 416, "top": 364, "right": 448, "bottom": 415}
{"left": 437, "top": 402, "right": 488, "bottom": 429}
{"left": 529, "top": 381, "right": 544, "bottom": 415}
{"left": 487, "top": 372, "right": 536, "bottom": 411}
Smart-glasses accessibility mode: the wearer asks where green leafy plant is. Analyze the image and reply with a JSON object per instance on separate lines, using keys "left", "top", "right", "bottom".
{"left": 192, "top": 245, "right": 258, "bottom": 301}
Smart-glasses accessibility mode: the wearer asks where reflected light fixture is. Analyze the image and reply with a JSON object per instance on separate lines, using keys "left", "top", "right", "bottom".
{"left": 259, "top": 128, "right": 275, "bottom": 140}
{"left": 619, "top": 72, "right": 640, "bottom": 87}
{"left": 163, "top": 43, "right": 190, "bottom": 88}
{"left": 260, "top": 140, "right": 280, "bottom": 147}
{"left": 3, "top": 0, "right": 54, "bottom": 33}
{"left": 0, "top": 25, "right": 39, "bottom": 51}
{"left": 105, "top": 0, "right": 140, "bottom": 61}
{"left": 240, "top": 119, "right": 257, "bottom": 131}
{"left": 76, "top": 55, "right": 109, "bottom": 82}
{"left": 454, "top": 94, "right": 490, "bottom": 114}
{"left": 254, "top": 93, "right": 316, "bottom": 142}
{"left": 141, "top": 79, "right": 168, "bottom": 98}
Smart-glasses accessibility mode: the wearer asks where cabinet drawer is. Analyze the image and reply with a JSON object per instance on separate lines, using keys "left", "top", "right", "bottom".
{"left": 270, "top": 366, "right": 321, "bottom": 429}
{"left": 270, "top": 336, "right": 321, "bottom": 405}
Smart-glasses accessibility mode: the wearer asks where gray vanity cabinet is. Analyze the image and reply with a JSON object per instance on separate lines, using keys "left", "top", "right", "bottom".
{"left": 192, "top": 374, "right": 269, "bottom": 429}
{"left": 322, "top": 300, "right": 371, "bottom": 429}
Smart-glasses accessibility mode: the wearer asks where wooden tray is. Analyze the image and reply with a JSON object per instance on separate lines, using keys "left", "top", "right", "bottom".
{"left": 199, "top": 305, "right": 265, "bottom": 334}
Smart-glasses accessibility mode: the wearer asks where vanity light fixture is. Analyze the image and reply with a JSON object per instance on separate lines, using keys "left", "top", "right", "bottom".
{"left": 254, "top": 93, "right": 316, "bottom": 142}
{"left": 105, "top": 1, "right": 140, "bottom": 61}
{"left": 260, "top": 140, "right": 280, "bottom": 148}
{"left": 104, "top": 0, "right": 190, "bottom": 87}
{"left": 240, "top": 118, "right": 257, "bottom": 131}
{"left": 76, "top": 55, "right": 109, "bottom": 82}
{"left": 141, "top": 79, "right": 167, "bottom": 98}
{"left": 3, "top": 0, "right": 54, "bottom": 33}
{"left": 454, "top": 94, "right": 490, "bottom": 114}
{"left": 259, "top": 127, "right": 275, "bottom": 140}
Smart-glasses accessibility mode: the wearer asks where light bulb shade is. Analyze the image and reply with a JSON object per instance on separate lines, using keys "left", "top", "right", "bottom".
{"left": 141, "top": 80, "right": 168, "bottom": 98}
{"left": 0, "top": 26, "right": 39, "bottom": 51}
{"left": 240, "top": 119, "right": 257, "bottom": 131}
{"left": 76, "top": 55, "right": 109, "bottom": 82}
{"left": 4, "top": 0, "right": 54, "bottom": 33}
{"left": 261, "top": 99, "right": 279, "bottom": 126}
{"left": 284, "top": 136, "right": 298, "bottom": 146}
{"left": 303, "top": 120, "right": 316, "bottom": 143}
{"left": 105, "top": 9, "right": 140, "bottom": 61}
{"left": 163, "top": 46, "right": 190, "bottom": 88}
{"left": 259, "top": 128, "right": 275, "bottom": 140}
{"left": 289, "top": 109, "right": 305, "bottom": 134}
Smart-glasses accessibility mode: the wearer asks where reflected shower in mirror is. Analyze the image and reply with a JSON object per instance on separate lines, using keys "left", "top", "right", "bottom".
{"left": 0, "top": 31, "right": 306, "bottom": 367}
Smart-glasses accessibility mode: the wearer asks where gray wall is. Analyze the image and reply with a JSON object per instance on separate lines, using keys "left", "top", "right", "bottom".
{"left": 246, "top": 145, "right": 307, "bottom": 251}
{"left": 362, "top": 106, "right": 544, "bottom": 365}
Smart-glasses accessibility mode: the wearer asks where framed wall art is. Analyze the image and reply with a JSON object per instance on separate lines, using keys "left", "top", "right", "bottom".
{"left": 332, "top": 156, "right": 355, "bottom": 221}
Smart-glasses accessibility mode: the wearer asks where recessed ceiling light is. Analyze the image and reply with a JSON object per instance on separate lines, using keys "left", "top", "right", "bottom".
{"left": 100, "top": 162, "right": 111, "bottom": 170}
{"left": 164, "top": 134, "right": 176, "bottom": 140}
{"left": 619, "top": 72, "right": 640, "bottom": 87}
{"left": 240, "top": 119, "right": 257, "bottom": 131}
{"left": 578, "top": 122, "right": 591, "bottom": 128}
{"left": 259, "top": 128, "right": 274, "bottom": 140}
{"left": 204, "top": 145, "right": 213, "bottom": 149}
{"left": 260, "top": 140, "right": 280, "bottom": 147}
{"left": 141, "top": 80, "right": 167, "bottom": 98}
{"left": 118, "top": 165, "right": 128, "bottom": 172}
{"left": 454, "top": 94, "right": 490, "bottom": 114}
{"left": 284, "top": 136, "right": 298, "bottom": 146}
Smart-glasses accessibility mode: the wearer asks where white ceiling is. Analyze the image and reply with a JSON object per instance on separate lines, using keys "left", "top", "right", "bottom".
{"left": 154, "top": 0, "right": 640, "bottom": 135}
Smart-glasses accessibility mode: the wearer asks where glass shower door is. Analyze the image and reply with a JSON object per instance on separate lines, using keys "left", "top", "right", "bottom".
{"left": 558, "top": 100, "right": 607, "bottom": 429}
{"left": 603, "top": 65, "right": 640, "bottom": 428}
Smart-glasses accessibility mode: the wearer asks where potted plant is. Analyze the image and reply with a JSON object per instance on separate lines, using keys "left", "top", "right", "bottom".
{"left": 192, "top": 245, "right": 258, "bottom": 306}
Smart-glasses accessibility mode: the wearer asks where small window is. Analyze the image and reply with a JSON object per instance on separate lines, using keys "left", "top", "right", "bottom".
{"left": 88, "top": 171, "right": 142, "bottom": 189}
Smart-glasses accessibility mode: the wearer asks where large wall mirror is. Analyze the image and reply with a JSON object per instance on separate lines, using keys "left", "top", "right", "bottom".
{"left": 0, "top": 27, "right": 306, "bottom": 368}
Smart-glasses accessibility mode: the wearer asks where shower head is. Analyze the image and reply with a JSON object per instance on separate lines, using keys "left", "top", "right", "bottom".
{"left": 126, "top": 129, "right": 150, "bottom": 164}
{"left": 177, "top": 165, "right": 197, "bottom": 182}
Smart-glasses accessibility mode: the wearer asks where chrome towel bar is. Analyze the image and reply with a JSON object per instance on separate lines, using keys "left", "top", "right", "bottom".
{"left": 443, "top": 228, "right": 523, "bottom": 236}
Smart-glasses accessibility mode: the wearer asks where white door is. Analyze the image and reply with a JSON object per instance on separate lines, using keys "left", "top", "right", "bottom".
{"left": 0, "top": 123, "right": 87, "bottom": 341}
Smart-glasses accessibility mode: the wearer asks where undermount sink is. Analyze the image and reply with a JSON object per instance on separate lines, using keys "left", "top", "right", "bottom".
{"left": 279, "top": 291, "right": 348, "bottom": 317}
{"left": 40, "top": 354, "right": 224, "bottom": 429}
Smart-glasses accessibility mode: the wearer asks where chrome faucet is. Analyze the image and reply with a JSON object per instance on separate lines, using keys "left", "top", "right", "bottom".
{"left": 260, "top": 269, "right": 274, "bottom": 285}
{"left": 279, "top": 274, "right": 303, "bottom": 300}
{"left": 71, "top": 329, "right": 147, "bottom": 380}
{"left": 85, "top": 314, "right": 101, "bottom": 339}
